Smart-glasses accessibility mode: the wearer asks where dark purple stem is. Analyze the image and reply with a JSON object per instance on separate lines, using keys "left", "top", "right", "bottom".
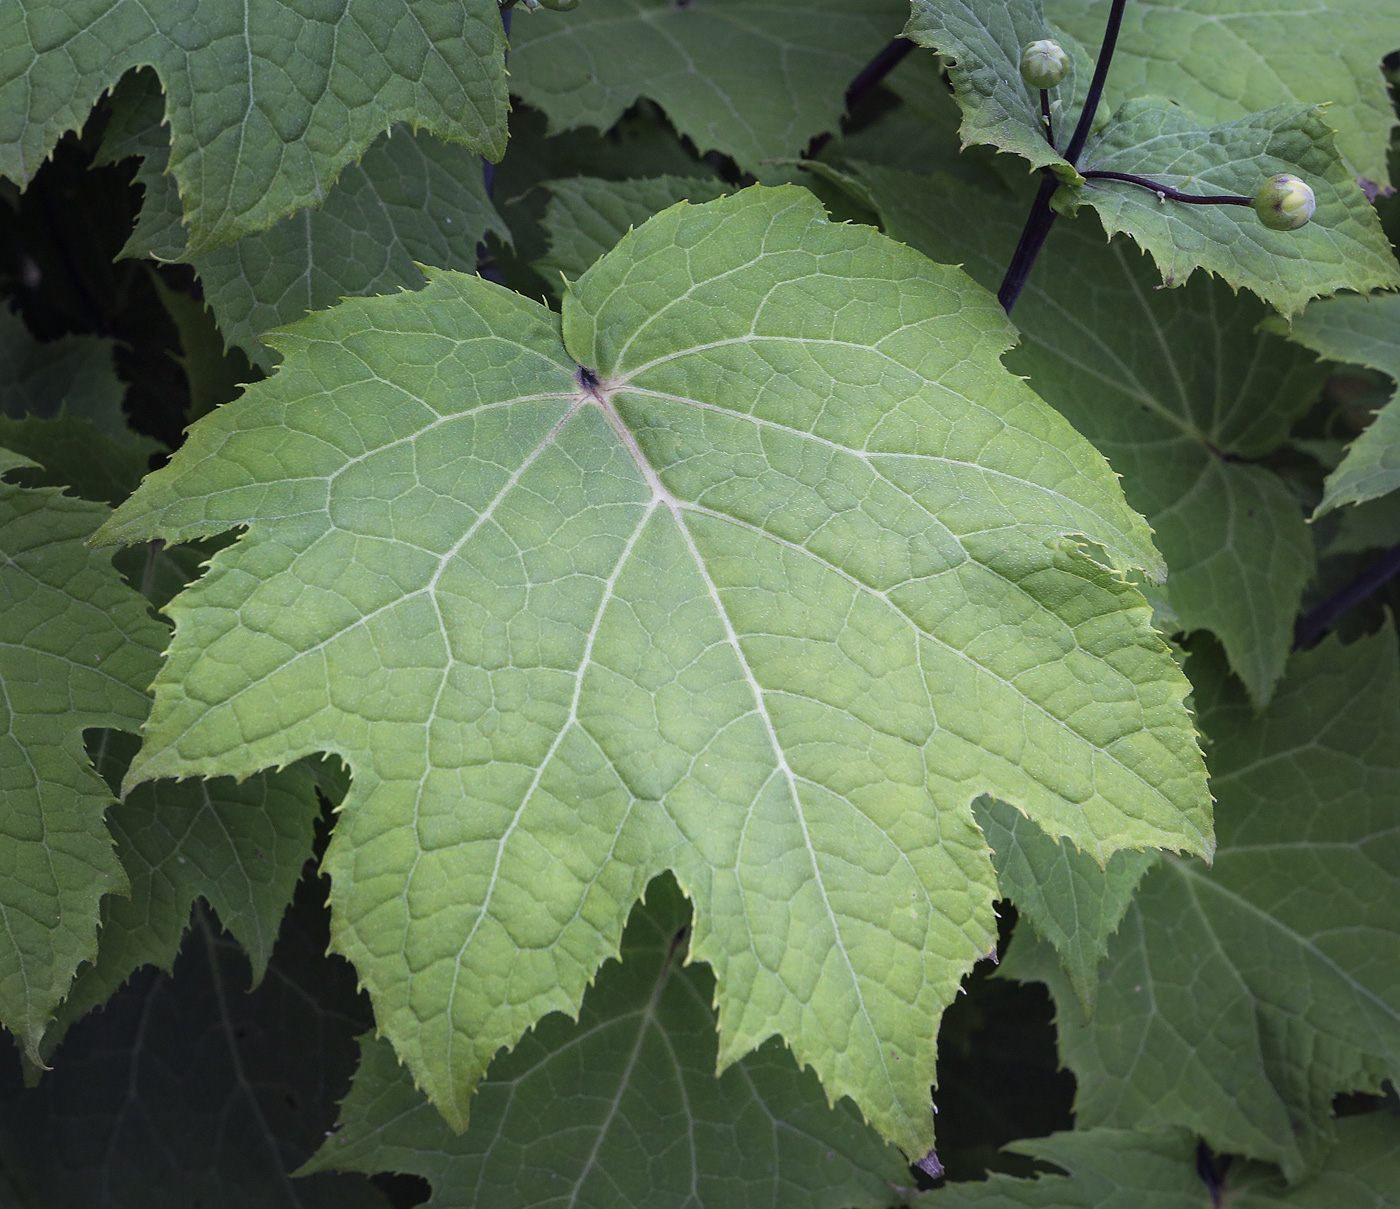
{"left": 1294, "top": 540, "right": 1400, "bottom": 650}
{"left": 998, "top": 0, "right": 1130, "bottom": 314}
{"left": 1061, "top": 0, "right": 1127, "bottom": 167}
{"left": 1039, "top": 88, "right": 1055, "bottom": 147}
{"left": 1082, "top": 170, "right": 1251, "bottom": 206}
{"left": 805, "top": 37, "right": 915, "bottom": 159}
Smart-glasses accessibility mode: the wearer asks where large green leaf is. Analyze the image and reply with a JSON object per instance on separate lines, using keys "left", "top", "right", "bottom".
{"left": 0, "top": 0, "right": 508, "bottom": 253}
{"left": 1005, "top": 630, "right": 1400, "bottom": 1179}
{"left": 1058, "top": 100, "right": 1400, "bottom": 317}
{"left": 976, "top": 797, "right": 1154, "bottom": 1019}
{"left": 99, "top": 72, "right": 508, "bottom": 369}
{"left": 1045, "top": 0, "right": 1400, "bottom": 183}
{"left": 1273, "top": 292, "right": 1400, "bottom": 515}
{"left": 304, "top": 876, "right": 913, "bottom": 1208}
{"left": 96, "top": 187, "right": 1210, "bottom": 1158}
{"left": 507, "top": 0, "right": 908, "bottom": 175}
{"left": 0, "top": 454, "right": 166, "bottom": 1059}
{"left": 903, "top": 0, "right": 1095, "bottom": 179}
{"left": 852, "top": 166, "right": 1325, "bottom": 705}
{"left": 913, "top": 1117, "right": 1400, "bottom": 1206}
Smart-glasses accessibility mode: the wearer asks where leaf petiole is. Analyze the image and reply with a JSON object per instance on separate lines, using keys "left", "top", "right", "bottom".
{"left": 1081, "top": 170, "right": 1253, "bottom": 207}
{"left": 999, "top": 0, "right": 1130, "bottom": 313}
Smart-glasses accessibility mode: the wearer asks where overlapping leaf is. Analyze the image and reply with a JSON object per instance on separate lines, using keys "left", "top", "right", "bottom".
{"left": 96, "top": 187, "right": 1209, "bottom": 1157}
{"left": 821, "top": 46, "right": 1019, "bottom": 192}
{"left": 976, "top": 797, "right": 1154, "bottom": 1018}
{"left": 851, "top": 166, "right": 1325, "bottom": 704}
{"left": 1045, "top": 0, "right": 1400, "bottom": 182}
{"left": 903, "top": 0, "right": 1095, "bottom": 178}
{"left": 507, "top": 0, "right": 908, "bottom": 174}
{"left": 0, "top": 453, "right": 166, "bottom": 1058}
{"left": 100, "top": 72, "right": 508, "bottom": 368}
{"left": 0, "top": 888, "right": 385, "bottom": 1208}
{"left": 304, "top": 876, "right": 912, "bottom": 1209}
{"left": 906, "top": 2, "right": 1399, "bottom": 314}
{"left": 1274, "top": 292, "right": 1400, "bottom": 514}
{"left": 1061, "top": 101, "right": 1400, "bottom": 316}
{"left": 914, "top": 1118, "right": 1400, "bottom": 1206}
{"left": 535, "top": 175, "right": 731, "bottom": 285}
{"left": 38, "top": 731, "right": 325, "bottom": 1059}
{"left": 0, "top": 0, "right": 508, "bottom": 253}
{"left": 1005, "top": 630, "right": 1400, "bottom": 1179}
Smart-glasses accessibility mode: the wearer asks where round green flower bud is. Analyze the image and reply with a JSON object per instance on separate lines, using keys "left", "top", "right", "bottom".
{"left": 1021, "top": 40, "right": 1069, "bottom": 90}
{"left": 1254, "top": 173, "right": 1316, "bottom": 231}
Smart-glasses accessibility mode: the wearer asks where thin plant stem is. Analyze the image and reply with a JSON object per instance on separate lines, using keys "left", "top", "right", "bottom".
{"left": 1293, "top": 540, "right": 1400, "bottom": 649}
{"left": 996, "top": 172, "right": 1061, "bottom": 312}
{"left": 1039, "top": 88, "right": 1055, "bottom": 147}
{"left": 804, "top": 37, "right": 914, "bottom": 159}
{"left": 1082, "top": 170, "right": 1251, "bottom": 206}
{"left": 1061, "top": 0, "right": 1128, "bottom": 167}
{"left": 998, "top": 0, "right": 1130, "bottom": 314}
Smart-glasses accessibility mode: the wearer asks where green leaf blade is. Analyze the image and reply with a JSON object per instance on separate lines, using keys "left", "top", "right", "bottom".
{"left": 507, "top": 0, "right": 908, "bottom": 175}
{"left": 0, "top": 463, "right": 166, "bottom": 1055}
{"left": 0, "top": 0, "right": 509, "bottom": 252}
{"left": 1065, "top": 101, "right": 1400, "bottom": 316}
{"left": 1006, "top": 630, "right": 1400, "bottom": 1178}
{"left": 1276, "top": 291, "right": 1400, "bottom": 514}
{"left": 977, "top": 797, "right": 1155, "bottom": 1017}
{"left": 305, "top": 878, "right": 913, "bottom": 1209}
{"left": 904, "top": 0, "right": 1093, "bottom": 179}
{"left": 1045, "top": 0, "right": 1400, "bottom": 182}
{"left": 98, "top": 187, "right": 1209, "bottom": 1157}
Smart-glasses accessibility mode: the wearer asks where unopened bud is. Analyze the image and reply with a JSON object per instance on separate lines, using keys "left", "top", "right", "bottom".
{"left": 1021, "top": 40, "right": 1068, "bottom": 90}
{"left": 1254, "top": 174, "right": 1316, "bottom": 231}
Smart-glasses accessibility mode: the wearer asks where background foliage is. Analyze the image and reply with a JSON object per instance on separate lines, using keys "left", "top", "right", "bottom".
{"left": 1, "top": 0, "right": 1399, "bottom": 1205}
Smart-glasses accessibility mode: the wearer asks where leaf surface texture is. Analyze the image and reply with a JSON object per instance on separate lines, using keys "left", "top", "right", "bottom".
{"left": 98, "top": 187, "right": 1211, "bottom": 1155}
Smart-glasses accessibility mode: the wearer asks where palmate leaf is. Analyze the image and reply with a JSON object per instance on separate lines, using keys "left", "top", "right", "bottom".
{"left": 506, "top": 0, "right": 908, "bottom": 175}
{"left": 304, "top": 875, "right": 912, "bottom": 1208}
{"left": 914, "top": 1118, "right": 1400, "bottom": 1207}
{"left": 97, "top": 187, "right": 1210, "bottom": 1158}
{"left": 1005, "top": 630, "right": 1400, "bottom": 1179}
{"left": 1045, "top": 0, "right": 1400, "bottom": 183}
{"left": 0, "top": 454, "right": 166, "bottom": 1058}
{"left": 99, "top": 72, "right": 508, "bottom": 369}
{"left": 0, "top": 0, "right": 508, "bottom": 253}
{"left": 851, "top": 166, "right": 1325, "bottom": 705}
{"left": 1271, "top": 292, "right": 1400, "bottom": 515}
{"left": 1060, "top": 101, "right": 1400, "bottom": 317}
